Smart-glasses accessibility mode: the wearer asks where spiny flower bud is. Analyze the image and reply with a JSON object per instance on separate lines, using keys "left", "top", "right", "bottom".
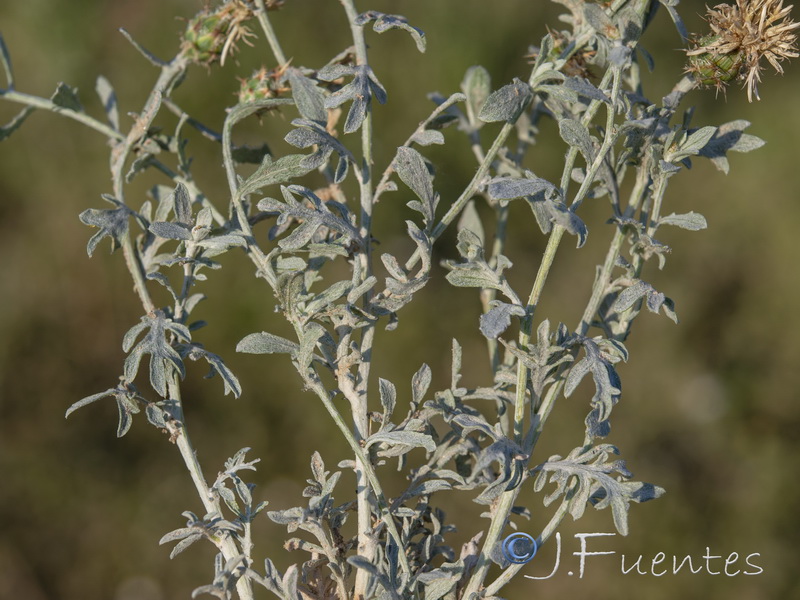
{"left": 237, "top": 66, "right": 290, "bottom": 105}
{"left": 181, "top": 1, "right": 256, "bottom": 67}
{"left": 686, "top": 35, "right": 747, "bottom": 90}
{"left": 686, "top": 0, "right": 799, "bottom": 101}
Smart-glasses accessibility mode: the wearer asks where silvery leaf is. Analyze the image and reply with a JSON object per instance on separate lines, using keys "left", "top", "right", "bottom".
{"left": 149, "top": 221, "right": 192, "bottom": 241}
{"left": 393, "top": 146, "right": 435, "bottom": 211}
{"left": 412, "top": 363, "right": 432, "bottom": 404}
{"left": 320, "top": 64, "right": 386, "bottom": 134}
{"left": 239, "top": 154, "right": 314, "bottom": 197}
{"left": 478, "top": 78, "right": 532, "bottom": 123}
{"left": 657, "top": 212, "right": 707, "bottom": 231}
{"left": 355, "top": 11, "right": 426, "bottom": 53}
{"left": 122, "top": 311, "right": 190, "bottom": 398}
{"left": 236, "top": 332, "right": 299, "bottom": 356}
{"left": 559, "top": 118, "right": 595, "bottom": 164}
{"left": 480, "top": 302, "right": 526, "bottom": 339}
{"left": 366, "top": 430, "right": 436, "bottom": 453}
{"left": 79, "top": 194, "right": 133, "bottom": 256}
{"left": 95, "top": 75, "right": 119, "bottom": 130}
{"left": 286, "top": 68, "right": 326, "bottom": 124}
{"left": 461, "top": 65, "right": 491, "bottom": 128}
{"left": 410, "top": 129, "right": 445, "bottom": 146}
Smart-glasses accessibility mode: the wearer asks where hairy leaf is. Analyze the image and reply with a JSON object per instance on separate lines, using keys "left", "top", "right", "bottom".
{"left": 258, "top": 185, "right": 361, "bottom": 250}
{"left": 123, "top": 311, "right": 190, "bottom": 398}
{"left": 79, "top": 194, "right": 134, "bottom": 256}
{"left": 319, "top": 64, "right": 386, "bottom": 134}
{"left": 461, "top": 65, "right": 491, "bottom": 128}
{"left": 236, "top": 332, "right": 299, "bottom": 356}
{"left": 239, "top": 154, "right": 314, "bottom": 198}
{"left": 95, "top": 75, "right": 119, "bottom": 131}
{"left": 286, "top": 68, "right": 326, "bottom": 124}
{"left": 478, "top": 78, "right": 532, "bottom": 123}
{"left": 480, "top": 302, "right": 526, "bottom": 340}
{"left": 355, "top": 11, "right": 426, "bottom": 52}
{"left": 533, "top": 445, "right": 665, "bottom": 535}
{"left": 366, "top": 430, "right": 436, "bottom": 453}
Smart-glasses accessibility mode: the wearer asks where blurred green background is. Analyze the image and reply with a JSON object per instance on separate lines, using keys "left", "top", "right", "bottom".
{"left": 1, "top": 1, "right": 799, "bottom": 599}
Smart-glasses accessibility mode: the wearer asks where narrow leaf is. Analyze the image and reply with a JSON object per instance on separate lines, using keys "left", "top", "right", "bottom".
{"left": 559, "top": 118, "right": 594, "bottom": 163}
{"left": 0, "top": 32, "right": 13, "bottom": 88}
{"left": 95, "top": 75, "right": 119, "bottom": 131}
{"left": 0, "top": 106, "right": 35, "bottom": 142}
{"left": 239, "top": 154, "right": 314, "bottom": 197}
{"left": 412, "top": 363, "right": 432, "bottom": 404}
{"left": 366, "top": 430, "right": 436, "bottom": 452}
{"left": 149, "top": 221, "right": 192, "bottom": 240}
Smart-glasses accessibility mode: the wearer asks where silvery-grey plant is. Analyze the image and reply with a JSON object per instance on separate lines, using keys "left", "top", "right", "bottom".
{"left": 1, "top": 0, "right": 795, "bottom": 598}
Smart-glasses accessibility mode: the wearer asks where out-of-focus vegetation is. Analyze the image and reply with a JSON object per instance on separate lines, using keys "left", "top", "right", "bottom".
{"left": 0, "top": 1, "right": 798, "bottom": 599}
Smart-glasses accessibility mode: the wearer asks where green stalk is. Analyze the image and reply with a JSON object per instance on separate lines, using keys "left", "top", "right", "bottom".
{"left": 372, "top": 91, "right": 466, "bottom": 205}
{"left": 0, "top": 88, "right": 123, "bottom": 140}
{"left": 577, "top": 157, "right": 651, "bottom": 336}
{"left": 404, "top": 122, "right": 515, "bottom": 271}
{"left": 462, "top": 66, "right": 622, "bottom": 599}
{"left": 304, "top": 376, "right": 412, "bottom": 578}
{"left": 482, "top": 203, "right": 510, "bottom": 377}
{"left": 254, "top": 0, "right": 288, "bottom": 65}
{"left": 167, "top": 378, "right": 254, "bottom": 600}
{"left": 338, "top": 2, "right": 380, "bottom": 596}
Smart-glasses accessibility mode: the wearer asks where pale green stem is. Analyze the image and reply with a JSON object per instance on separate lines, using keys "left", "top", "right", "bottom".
{"left": 168, "top": 378, "right": 254, "bottom": 600}
{"left": 304, "top": 376, "right": 412, "bottom": 577}
{"left": 338, "top": 2, "right": 379, "bottom": 596}
{"left": 482, "top": 203, "right": 510, "bottom": 377}
{"left": 462, "top": 66, "right": 622, "bottom": 600}
{"left": 254, "top": 0, "right": 288, "bottom": 65}
{"left": 222, "top": 100, "right": 296, "bottom": 289}
{"left": 0, "top": 88, "right": 123, "bottom": 140}
{"left": 576, "top": 158, "right": 651, "bottom": 336}
{"left": 110, "top": 56, "right": 189, "bottom": 314}
{"left": 404, "top": 122, "right": 515, "bottom": 271}
{"left": 121, "top": 235, "right": 156, "bottom": 314}
{"left": 372, "top": 91, "right": 467, "bottom": 205}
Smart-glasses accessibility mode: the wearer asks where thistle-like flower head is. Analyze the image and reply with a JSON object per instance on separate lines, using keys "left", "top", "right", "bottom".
{"left": 686, "top": 0, "right": 799, "bottom": 101}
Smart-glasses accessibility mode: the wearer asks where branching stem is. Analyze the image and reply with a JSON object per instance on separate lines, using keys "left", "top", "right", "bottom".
{"left": 462, "top": 65, "right": 622, "bottom": 599}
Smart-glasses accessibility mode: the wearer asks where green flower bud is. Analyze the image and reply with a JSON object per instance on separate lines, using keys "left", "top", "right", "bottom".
{"left": 687, "top": 35, "right": 745, "bottom": 89}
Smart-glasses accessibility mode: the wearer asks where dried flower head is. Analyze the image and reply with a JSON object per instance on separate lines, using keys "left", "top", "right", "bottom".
{"left": 686, "top": 0, "right": 799, "bottom": 101}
